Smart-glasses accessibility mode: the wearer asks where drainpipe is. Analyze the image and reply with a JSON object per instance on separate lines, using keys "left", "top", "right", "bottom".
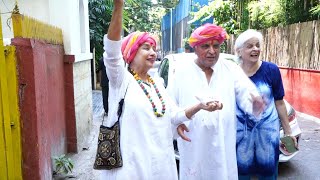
{"left": 170, "top": 8, "right": 172, "bottom": 53}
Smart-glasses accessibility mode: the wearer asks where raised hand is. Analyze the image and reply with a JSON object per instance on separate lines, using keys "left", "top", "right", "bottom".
{"left": 113, "top": 0, "right": 124, "bottom": 8}
{"left": 108, "top": 0, "right": 124, "bottom": 40}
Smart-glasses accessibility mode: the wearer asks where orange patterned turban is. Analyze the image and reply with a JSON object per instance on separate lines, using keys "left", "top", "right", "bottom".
{"left": 121, "top": 31, "right": 157, "bottom": 64}
{"left": 188, "top": 23, "right": 229, "bottom": 48}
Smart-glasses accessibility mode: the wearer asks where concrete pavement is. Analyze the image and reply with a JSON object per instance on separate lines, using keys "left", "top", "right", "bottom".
{"left": 278, "top": 112, "right": 320, "bottom": 179}
{"left": 67, "top": 90, "right": 103, "bottom": 179}
{"left": 67, "top": 90, "right": 320, "bottom": 180}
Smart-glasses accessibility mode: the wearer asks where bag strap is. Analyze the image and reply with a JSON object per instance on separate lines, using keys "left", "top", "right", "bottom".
{"left": 102, "top": 83, "right": 129, "bottom": 125}
{"left": 117, "top": 85, "right": 129, "bottom": 120}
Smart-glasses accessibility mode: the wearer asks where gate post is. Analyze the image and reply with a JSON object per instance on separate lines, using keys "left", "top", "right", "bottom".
{"left": 0, "top": 12, "right": 14, "bottom": 180}
{"left": 0, "top": 11, "right": 23, "bottom": 180}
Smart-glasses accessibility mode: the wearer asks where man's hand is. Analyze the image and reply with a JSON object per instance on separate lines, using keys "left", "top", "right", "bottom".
{"left": 177, "top": 124, "right": 191, "bottom": 142}
{"left": 204, "top": 101, "right": 223, "bottom": 111}
{"left": 185, "top": 101, "right": 223, "bottom": 119}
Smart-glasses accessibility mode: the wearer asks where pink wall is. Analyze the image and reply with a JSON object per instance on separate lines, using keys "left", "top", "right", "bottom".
{"left": 280, "top": 67, "right": 320, "bottom": 118}
{"left": 12, "top": 38, "right": 68, "bottom": 180}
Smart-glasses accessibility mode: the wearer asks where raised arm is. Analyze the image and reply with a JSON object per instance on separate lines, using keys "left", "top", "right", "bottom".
{"left": 107, "top": 0, "right": 124, "bottom": 41}
{"left": 103, "top": 0, "right": 126, "bottom": 88}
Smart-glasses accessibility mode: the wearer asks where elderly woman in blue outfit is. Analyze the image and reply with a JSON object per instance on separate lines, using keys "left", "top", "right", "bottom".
{"left": 234, "top": 29, "right": 297, "bottom": 180}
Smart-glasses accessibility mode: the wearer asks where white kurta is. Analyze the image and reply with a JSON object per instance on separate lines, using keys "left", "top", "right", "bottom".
{"left": 100, "top": 35, "right": 189, "bottom": 180}
{"left": 167, "top": 58, "right": 259, "bottom": 180}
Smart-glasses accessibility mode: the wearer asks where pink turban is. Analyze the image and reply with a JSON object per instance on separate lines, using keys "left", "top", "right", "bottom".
{"left": 121, "top": 31, "right": 157, "bottom": 63}
{"left": 188, "top": 23, "right": 229, "bottom": 48}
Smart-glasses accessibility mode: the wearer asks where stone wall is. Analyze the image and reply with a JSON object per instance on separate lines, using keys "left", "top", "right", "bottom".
{"left": 73, "top": 60, "right": 93, "bottom": 151}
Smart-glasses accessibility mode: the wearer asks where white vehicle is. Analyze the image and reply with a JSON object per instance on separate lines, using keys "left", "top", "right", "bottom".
{"left": 157, "top": 52, "right": 302, "bottom": 163}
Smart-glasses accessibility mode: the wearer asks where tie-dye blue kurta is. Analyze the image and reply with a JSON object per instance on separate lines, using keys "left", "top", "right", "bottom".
{"left": 236, "top": 61, "right": 284, "bottom": 176}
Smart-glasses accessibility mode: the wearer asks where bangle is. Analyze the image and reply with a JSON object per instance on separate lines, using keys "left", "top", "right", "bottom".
{"left": 284, "top": 134, "right": 292, "bottom": 137}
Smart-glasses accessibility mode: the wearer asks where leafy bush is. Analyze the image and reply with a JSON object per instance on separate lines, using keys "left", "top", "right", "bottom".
{"left": 310, "top": 4, "right": 320, "bottom": 16}
{"left": 158, "top": 0, "right": 180, "bottom": 9}
{"left": 89, "top": 0, "right": 164, "bottom": 64}
{"left": 248, "top": 0, "right": 285, "bottom": 29}
{"left": 248, "top": 0, "right": 320, "bottom": 29}
{"left": 188, "top": 0, "right": 239, "bottom": 35}
{"left": 53, "top": 155, "right": 74, "bottom": 175}
{"left": 188, "top": 0, "right": 320, "bottom": 36}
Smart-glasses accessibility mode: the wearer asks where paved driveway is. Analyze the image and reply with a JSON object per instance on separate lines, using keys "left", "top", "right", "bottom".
{"left": 67, "top": 91, "right": 102, "bottom": 180}
{"left": 68, "top": 91, "right": 320, "bottom": 180}
{"left": 278, "top": 113, "right": 320, "bottom": 180}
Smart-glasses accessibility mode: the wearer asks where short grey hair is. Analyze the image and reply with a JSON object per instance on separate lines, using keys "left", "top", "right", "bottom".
{"left": 234, "top": 29, "right": 263, "bottom": 56}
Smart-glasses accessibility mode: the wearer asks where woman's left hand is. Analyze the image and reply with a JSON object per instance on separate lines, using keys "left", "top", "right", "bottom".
{"left": 290, "top": 135, "right": 299, "bottom": 149}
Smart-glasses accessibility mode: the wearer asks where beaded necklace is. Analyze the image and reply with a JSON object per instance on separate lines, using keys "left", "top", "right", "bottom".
{"left": 130, "top": 69, "right": 166, "bottom": 117}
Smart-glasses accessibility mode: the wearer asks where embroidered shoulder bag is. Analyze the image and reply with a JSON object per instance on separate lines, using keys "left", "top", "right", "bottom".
{"left": 93, "top": 86, "right": 128, "bottom": 170}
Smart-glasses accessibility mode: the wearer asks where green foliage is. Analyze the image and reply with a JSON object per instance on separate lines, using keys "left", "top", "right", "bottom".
{"left": 310, "top": 4, "right": 320, "bottom": 16}
{"left": 280, "top": 0, "right": 318, "bottom": 25}
{"left": 158, "top": 0, "right": 180, "bottom": 9}
{"left": 124, "top": 0, "right": 164, "bottom": 34}
{"left": 234, "top": 0, "right": 250, "bottom": 31}
{"left": 53, "top": 155, "right": 74, "bottom": 175}
{"left": 188, "top": 0, "right": 240, "bottom": 35}
{"left": 248, "top": 0, "right": 285, "bottom": 29}
{"left": 89, "top": 0, "right": 113, "bottom": 63}
{"left": 247, "top": 0, "right": 319, "bottom": 29}
{"left": 89, "top": 0, "right": 164, "bottom": 62}
{"left": 189, "top": 0, "right": 320, "bottom": 37}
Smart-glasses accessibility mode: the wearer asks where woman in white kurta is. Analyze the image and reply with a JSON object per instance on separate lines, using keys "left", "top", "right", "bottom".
{"left": 167, "top": 23, "right": 265, "bottom": 180}
{"left": 100, "top": 1, "right": 219, "bottom": 179}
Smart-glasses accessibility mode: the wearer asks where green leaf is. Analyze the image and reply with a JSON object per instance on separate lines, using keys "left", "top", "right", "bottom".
{"left": 52, "top": 154, "right": 74, "bottom": 175}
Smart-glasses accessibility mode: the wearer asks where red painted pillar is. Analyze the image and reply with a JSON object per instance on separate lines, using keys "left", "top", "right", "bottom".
{"left": 64, "top": 55, "right": 77, "bottom": 153}
{"left": 12, "top": 38, "right": 67, "bottom": 180}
